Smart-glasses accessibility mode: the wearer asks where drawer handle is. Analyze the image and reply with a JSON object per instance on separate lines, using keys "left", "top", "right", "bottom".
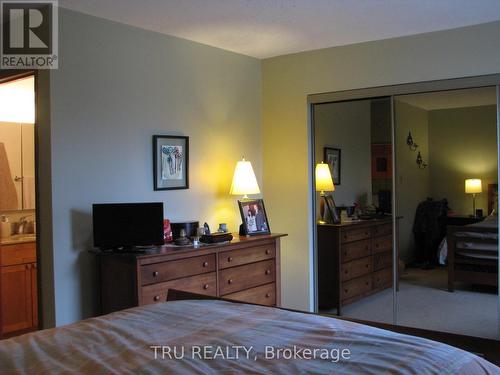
{"left": 375, "top": 244, "right": 380, "bottom": 248}
{"left": 265, "top": 293, "right": 271, "bottom": 298}
{"left": 265, "top": 269, "right": 271, "bottom": 275}
{"left": 228, "top": 257, "right": 233, "bottom": 262}
{"left": 344, "top": 270, "right": 348, "bottom": 274}
{"left": 154, "top": 295, "right": 160, "bottom": 302}
{"left": 203, "top": 284, "right": 209, "bottom": 290}
{"left": 344, "top": 289, "right": 348, "bottom": 293}
{"left": 228, "top": 279, "right": 233, "bottom": 284}
{"left": 365, "top": 282, "right": 369, "bottom": 286}
{"left": 366, "top": 264, "right": 369, "bottom": 268}
{"left": 266, "top": 249, "right": 271, "bottom": 255}
{"left": 153, "top": 271, "right": 159, "bottom": 277}
{"left": 203, "top": 261, "right": 209, "bottom": 267}
{"left": 365, "top": 246, "right": 369, "bottom": 250}
{"left": 365, "top": 232, "right": 369, "bottom": 236}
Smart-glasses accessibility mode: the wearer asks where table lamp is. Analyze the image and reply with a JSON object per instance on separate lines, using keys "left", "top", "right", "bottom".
{"left": 465, "top": 179, "right": 482, "bottom": 217}
{"left": 230, "top": 157, "right": 260, "bottom": 199}
{"left": 230, "top": 157, "right": 260, "bottom": 235}
{"left": 315, "top": 162, "right": 338, "bottom": 223}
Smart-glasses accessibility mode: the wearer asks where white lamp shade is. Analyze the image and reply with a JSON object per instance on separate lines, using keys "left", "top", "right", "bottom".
{"left": 230, "top": 158, "right": 260, "bottom": 196}
{"left": 0, "top": 76, "right": 35, "bottom": 123}
{"left": 465, "top": 179, "right": 482, "bottom": 194}
{"left": 315, "top": 162, "right": 335, "bottom": 192}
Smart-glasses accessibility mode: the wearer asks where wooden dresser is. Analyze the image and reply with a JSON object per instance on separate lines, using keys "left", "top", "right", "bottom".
{"left": 96, "top": 234, "right": 286, "bottom": 314}
{"left": 318, "top": 219, "right": 395, "bottom": 315}
{"left": 0, "top": 241, "right": 38, "bottom": 338}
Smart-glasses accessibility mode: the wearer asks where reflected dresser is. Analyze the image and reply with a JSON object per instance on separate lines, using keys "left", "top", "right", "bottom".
{"left": 318, "top": 219, "right": 396, "bottom": 315}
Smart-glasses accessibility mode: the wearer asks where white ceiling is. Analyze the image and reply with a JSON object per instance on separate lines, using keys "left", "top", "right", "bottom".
{"left": 396, "top": 87, "right": 497, "bottom": 111}
{"left": 59, "top": 0, "right": 500, "bottom": 59}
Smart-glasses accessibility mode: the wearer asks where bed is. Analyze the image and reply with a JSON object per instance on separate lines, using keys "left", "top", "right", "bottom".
{"left": 446, "top": 216, "right": 498, "bottom": 292}
{"left": 0, "top": 297, "right": 498, "bottom": 374}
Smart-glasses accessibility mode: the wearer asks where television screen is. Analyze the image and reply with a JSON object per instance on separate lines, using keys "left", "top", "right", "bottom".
{"left": 93, "top": 202, "right": 164, "bottom": 249}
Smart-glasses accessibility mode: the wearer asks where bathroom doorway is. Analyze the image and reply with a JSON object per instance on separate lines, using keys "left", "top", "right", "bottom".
{"left": 0, "top": 72, "right": 39, "bottom": 338}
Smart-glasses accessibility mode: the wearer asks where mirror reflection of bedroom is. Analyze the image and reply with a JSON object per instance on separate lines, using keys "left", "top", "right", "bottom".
{"left": 315, "top": 86, "right": 499, "bottom": 340}
{"left": 395, "top": 87, "right": 498, "bottom": 339}
{"left": 315, "top": 97, "right": 395, "bottom": 325}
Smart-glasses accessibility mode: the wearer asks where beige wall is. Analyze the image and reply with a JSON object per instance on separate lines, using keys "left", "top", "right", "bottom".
{"left": 43, "top": 9, "right": 262, "bottom": 325}
{"left": 314, "top": 100, "right": 372, "bottom": 207}
{"left": 262, "top": 21, "right": 500, "bottom": 311}
{"left": 394, "top": 101, "right": 430, "bottom": 263}
{"left": 428, "top": 105, "right": 497, "bottom": 216}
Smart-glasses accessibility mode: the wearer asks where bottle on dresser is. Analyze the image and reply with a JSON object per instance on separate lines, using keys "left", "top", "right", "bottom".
{"left": 0, "top": 215, "right": 12, "bottom": 239}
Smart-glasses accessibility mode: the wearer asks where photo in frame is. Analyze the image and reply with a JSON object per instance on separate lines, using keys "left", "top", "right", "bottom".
{"left": 238, "top": 199, "right": 271, "bottom": 236}
{"left": 323, "top": 194, "right": 340, "bottom": 224}
{"left": 324, "top": 147, "right": 341, "bottom": 185}
{"left": 153, "top": 135, "right": 189, "bottom": 190}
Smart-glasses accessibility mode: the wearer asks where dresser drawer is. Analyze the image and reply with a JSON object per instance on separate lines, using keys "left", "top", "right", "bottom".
{"left": 341, "top": 227, "right": 371, "bottom": 243}
{"left": 373, "top": 251, "right": 392, "bottom": 271}
{"left": 342, "top": 275, "right": 372, "bottom": 300}
{"left": 141, "top": 272, "right": 217, "bottom": 305}
{"left": 373, "top": 223, "right": 392, "bottom": 237}
{"left": 219, "top": 259, "right": 275, "bottom": 295}
{"left": 373, "top": 268, "right": 392, "bottom": 290}
{"left": 219, "top": 244, "right": 275, "bottom": 269}
{"left": 141, "top": 254, "right": 215, "bottom": 286}
{"left": 0, "top": 242, "right": 36, "bottom": 266}
{"left": 372, "top": 235, "right": 392, "bottom": 254}
{"left": 341, "top": 256, "right": 372, "bottom": 281}
{"left": 341, "top": 239, "right": 371, "bottom": 263}
{"left": 224, "top": 283, "right": 276, "bottom": 306}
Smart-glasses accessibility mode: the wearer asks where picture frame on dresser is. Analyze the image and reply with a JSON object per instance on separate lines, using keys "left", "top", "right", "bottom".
{"left": 153, "top": 135, "right": 189, "bottom": 190}
{"left": 238, "top": 199, "right": 271, "bottom": 236}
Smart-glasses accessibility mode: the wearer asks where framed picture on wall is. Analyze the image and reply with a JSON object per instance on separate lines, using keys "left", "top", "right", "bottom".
{"left": 153, "top": 135, "right": 189, "bottom": 190}
{"left": 324, "top": 147, "right": 341, "bottom": 185}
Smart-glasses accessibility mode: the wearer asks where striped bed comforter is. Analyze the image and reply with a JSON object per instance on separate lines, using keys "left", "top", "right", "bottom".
{"left": 0, "top": 300, "right": 498, "bottom": 374}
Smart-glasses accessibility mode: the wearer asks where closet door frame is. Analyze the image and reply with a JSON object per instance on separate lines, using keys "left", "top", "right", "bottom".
{"left": 309, "top": 74, "right": 500, "bottom": 331}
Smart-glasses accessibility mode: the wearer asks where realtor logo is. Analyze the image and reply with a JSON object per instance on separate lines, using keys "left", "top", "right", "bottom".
{"left": 1, "top": 0, "right": 58, "bottom": 69}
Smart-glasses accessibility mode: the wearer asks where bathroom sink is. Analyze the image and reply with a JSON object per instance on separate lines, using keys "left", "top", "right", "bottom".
{"left": 2, "top": 234, "right": 37, "bottom": 244}
{"left": 11, "top": 234, "right": 36, "bottom": 240}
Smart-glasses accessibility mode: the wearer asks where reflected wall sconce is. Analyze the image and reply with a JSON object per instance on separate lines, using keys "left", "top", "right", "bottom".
{"left": 416, "top": 151, "right": 428, "bottom": 169}
{"left": 407, "top": 131, "right": 428, "bottom": 169}
{"left": 406, "top": 132, "right": 418, "bottom": 151}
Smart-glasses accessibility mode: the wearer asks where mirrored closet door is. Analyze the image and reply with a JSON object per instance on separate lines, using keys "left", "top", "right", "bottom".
{"left": 312, "top": 81, "right": 500, "bottom": 341}
{"left": 394, "top": 87, "right": 499, "bottom": 339}
{"left": 313, "top": 97, "right": 396, "bottom": 325}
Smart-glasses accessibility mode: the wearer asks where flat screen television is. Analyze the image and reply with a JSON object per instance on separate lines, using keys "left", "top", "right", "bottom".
{"left": 93, "top": 202, "right": 164, "bottom": 250}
